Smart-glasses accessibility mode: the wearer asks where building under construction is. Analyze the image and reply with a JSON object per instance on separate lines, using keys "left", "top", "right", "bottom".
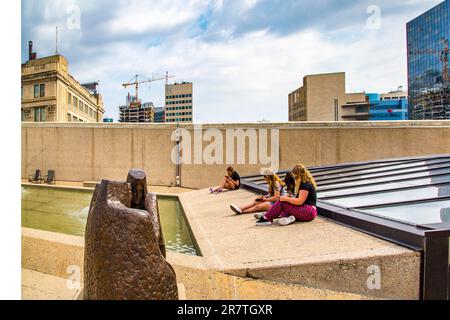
{"left": 118, "top": 73, "right": 174, "bottom": 123}
{"left": 118, "top": 94, "right": 155, "bottom": 123}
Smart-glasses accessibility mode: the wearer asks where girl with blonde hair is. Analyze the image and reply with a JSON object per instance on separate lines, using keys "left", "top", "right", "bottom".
{"left": 256, "top": 164, "right": 318, "bottom": 226}
{"left": 230, "top": 170, "right": 284, "bottom": 215}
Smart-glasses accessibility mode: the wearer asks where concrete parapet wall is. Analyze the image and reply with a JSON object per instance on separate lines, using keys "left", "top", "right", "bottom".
{"left": 22, "top": 121, "right": 450, "bottom": 189}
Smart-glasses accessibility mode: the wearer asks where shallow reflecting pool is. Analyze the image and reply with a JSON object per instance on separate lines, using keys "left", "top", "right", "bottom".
{"left": 21, "top": 186, "right": 198, "bottom": 256}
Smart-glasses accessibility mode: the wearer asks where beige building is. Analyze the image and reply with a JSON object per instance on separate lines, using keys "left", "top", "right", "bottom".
{"left": 21, "top": 42, "right": 104, "bottom": 123}
{"left": 165, "top": 82, "right": 193, "bottom": 123}
{"left": 288, "top": 72, "right": 346, "bottom": 121}
{"left": 340, "top": 92, "right": 370, "bottom": 121}
{"left": 288, "top": 72, "right": 408, "bottom": 122}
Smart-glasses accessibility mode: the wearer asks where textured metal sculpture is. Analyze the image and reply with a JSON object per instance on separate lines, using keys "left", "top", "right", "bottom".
{"left": 84, "top": 169, "right": 178, "bottom": 300}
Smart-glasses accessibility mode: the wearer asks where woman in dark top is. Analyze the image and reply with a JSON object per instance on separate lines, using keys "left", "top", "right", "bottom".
{"left": 210, "top": 167, "right": 241, "bottom": 193}
{"left": 256, "top": 164, "right": 318, "bottom": 226}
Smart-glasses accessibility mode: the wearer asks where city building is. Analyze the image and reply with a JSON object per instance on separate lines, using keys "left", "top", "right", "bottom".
{"left": 340, "top": 92, "right": 370, "bottom": 121}
{"left": 289, "top": 72, "right": 408, "bottom": 121}
{"left": 368, "top": 89, "right": 409, "bottom": 121}
{"left": 341, "top": 89, "right": 408, "bottom": 121}
{"left": 288, "top": 72, "right": 346, "bottom": 121}
{"left": 119, "top": 94, "right": 155, "bottom": 123}
{"left": 407, "top": 0, "right": 449, "bottom": 120}
{"left": 165, "top": 82, "right": 193, "bottom": 123}
{"left": 21, "top": 41, "right": 105, "bottom": 123}
{"left": 154, "top": 107, "right": 165, "bottom": 123}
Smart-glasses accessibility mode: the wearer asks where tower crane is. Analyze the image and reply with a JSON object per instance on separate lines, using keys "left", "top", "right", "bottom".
{"left": 122, "top": 73, "right": 175, "bottom": 107}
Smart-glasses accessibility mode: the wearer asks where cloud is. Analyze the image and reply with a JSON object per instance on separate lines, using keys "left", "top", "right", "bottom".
{"left": 21, "top": 0, "right": 444, "bottom": 122}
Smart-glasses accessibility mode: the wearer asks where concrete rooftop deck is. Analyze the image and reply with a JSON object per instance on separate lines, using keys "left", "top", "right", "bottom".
{"left": 178, "top": 188, "right": 421, "bottom": 299}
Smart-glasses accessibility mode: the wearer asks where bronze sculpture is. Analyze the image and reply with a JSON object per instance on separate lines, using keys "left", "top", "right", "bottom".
{"left": 84, "top": 169, "right": 178, "bottom": 300}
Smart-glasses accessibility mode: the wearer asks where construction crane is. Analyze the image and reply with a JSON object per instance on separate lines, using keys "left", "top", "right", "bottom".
{"left": 408, "top": 37, "right": 449, "bottom": 83}
{"left": 122, "top": 72, "right": 175, "bottom": 106}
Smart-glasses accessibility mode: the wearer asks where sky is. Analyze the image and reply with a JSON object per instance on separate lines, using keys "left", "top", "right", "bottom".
{"left": 21, "top": 0, "right": 443, "bottom": 123}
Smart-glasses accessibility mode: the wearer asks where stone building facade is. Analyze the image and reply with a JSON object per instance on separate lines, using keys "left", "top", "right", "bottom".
{"left": 21, "top": 50, "right": 104, "bottom": 123}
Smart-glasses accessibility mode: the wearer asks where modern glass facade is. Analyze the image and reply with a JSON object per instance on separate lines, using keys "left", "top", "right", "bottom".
{"left": 367, "top": 93, "right": 408, "bottom": 121}
{"left": 407, "top": 0, "right": 449, "bottom": 120}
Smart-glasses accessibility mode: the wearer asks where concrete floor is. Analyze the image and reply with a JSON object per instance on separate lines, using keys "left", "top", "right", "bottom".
{"left": 22, "top": 268, "right": 82, "bottom": 300}
{"left": 179, "top": 188, "right": 421, "bottom": 299}
{"left": 20, "top": 182, "right": 422, "bottom": 299}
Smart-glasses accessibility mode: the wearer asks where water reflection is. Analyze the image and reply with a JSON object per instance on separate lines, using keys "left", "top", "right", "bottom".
{"left": 21, "top": 186, "right": 198, "bottom": 256}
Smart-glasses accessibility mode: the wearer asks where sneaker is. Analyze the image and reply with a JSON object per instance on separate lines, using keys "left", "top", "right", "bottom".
{"left": 230, "top": 204, "right": 242, "bottom": 215}
{"left": 209, "top": 187, "right": 214, "bottom": 194}
{"left": 253, "top": 212, "right": 264, "bottom": 220}
{"left": 278, "top": 216, "right": 296, "bottom": 226}
{"left": 256, "top": 216, "right": 272, "bottom": 226}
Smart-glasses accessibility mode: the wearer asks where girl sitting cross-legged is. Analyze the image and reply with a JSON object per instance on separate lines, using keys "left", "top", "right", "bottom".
{"left": 229, "top": 170, "right": 284, "bottom": 215}
{"left": 256, "top": 164, "right": 318, "bottom": 226}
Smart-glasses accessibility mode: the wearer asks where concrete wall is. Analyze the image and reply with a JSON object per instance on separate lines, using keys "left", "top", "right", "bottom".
{"left": 22, "top": 121, "right": 450, "bottom": 189}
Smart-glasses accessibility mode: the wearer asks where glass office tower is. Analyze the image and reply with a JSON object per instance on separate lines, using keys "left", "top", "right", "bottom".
{"left": 407, "top": 0, "right": 449, "bottom": 120}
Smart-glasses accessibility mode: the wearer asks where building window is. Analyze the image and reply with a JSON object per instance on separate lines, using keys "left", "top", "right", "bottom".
{"left": 34, "top": 84, "right": 45, "bottom": 98}
{"left": 40, "top": 84, "right": 45, "bottom": 97}
{"left": 356, "top": 106, "right": 368, "bottom": 113}
{"left": 21, "top": 109, "right": 24, "bottom": 121}
{"left": 21, "top": 87, "right": 24, "bottom": 99}
{"left": 68, "top": 93, "right": 72, "bottom": 106}
{"left": 34, "top": 107, "right": 46, "bottom": 122}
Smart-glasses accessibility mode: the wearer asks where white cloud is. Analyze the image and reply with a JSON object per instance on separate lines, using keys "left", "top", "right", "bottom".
{"left": 22, "top": 0, "right": 445, "bottom": 122}
{"left": 70, "top": 19, "right": 410, "bottom": 123}
{"left": 105, "top": 0, "right": 209, "bottom": 34}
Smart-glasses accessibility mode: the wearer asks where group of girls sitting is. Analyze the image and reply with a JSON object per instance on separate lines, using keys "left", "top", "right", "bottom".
{"left": 209, "top": 164, "right": 317, "bottom": 226}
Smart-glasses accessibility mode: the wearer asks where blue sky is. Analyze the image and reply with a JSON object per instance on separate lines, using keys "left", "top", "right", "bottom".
{"left": 21, "top": 0, "right": 443, "bottom": 122}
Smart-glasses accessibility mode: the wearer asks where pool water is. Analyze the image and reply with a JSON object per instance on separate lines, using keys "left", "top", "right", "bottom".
{"left": 21, "top": 186, "right": 198, "bottom": 256}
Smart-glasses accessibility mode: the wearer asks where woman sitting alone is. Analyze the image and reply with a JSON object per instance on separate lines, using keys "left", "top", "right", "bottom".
{"left": 230, "top": 170, "right": 284, "bottom": 215}
{"left": 256, "top": 164, "right": 318, "bottom": 226}
{"left": 209, "top": 167, "right": 241, "bottom": 193}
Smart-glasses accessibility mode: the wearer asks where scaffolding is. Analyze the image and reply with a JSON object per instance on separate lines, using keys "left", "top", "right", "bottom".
{"left": 118, "top": 104, "right": 155, "bottom": 123}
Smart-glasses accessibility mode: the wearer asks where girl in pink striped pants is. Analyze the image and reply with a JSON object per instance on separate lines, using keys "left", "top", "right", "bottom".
{"left": 256, "top": 164, "right": 318, "bottom": 226}
{"left": 264, "top": 201, "right": 317, "bottom": 223}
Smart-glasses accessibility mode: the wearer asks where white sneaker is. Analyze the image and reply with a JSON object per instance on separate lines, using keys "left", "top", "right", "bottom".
{"left": 230, "top": 204, "right": 242, "bottom": 215}
{"left": 278, "top": 216, "right": 296, "bottom": 226}
{"left": 209, "top": 187, "right": 214, "bottom": 194}
{"left": 253, "top": 212, "right": 264, "bottom": 220}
